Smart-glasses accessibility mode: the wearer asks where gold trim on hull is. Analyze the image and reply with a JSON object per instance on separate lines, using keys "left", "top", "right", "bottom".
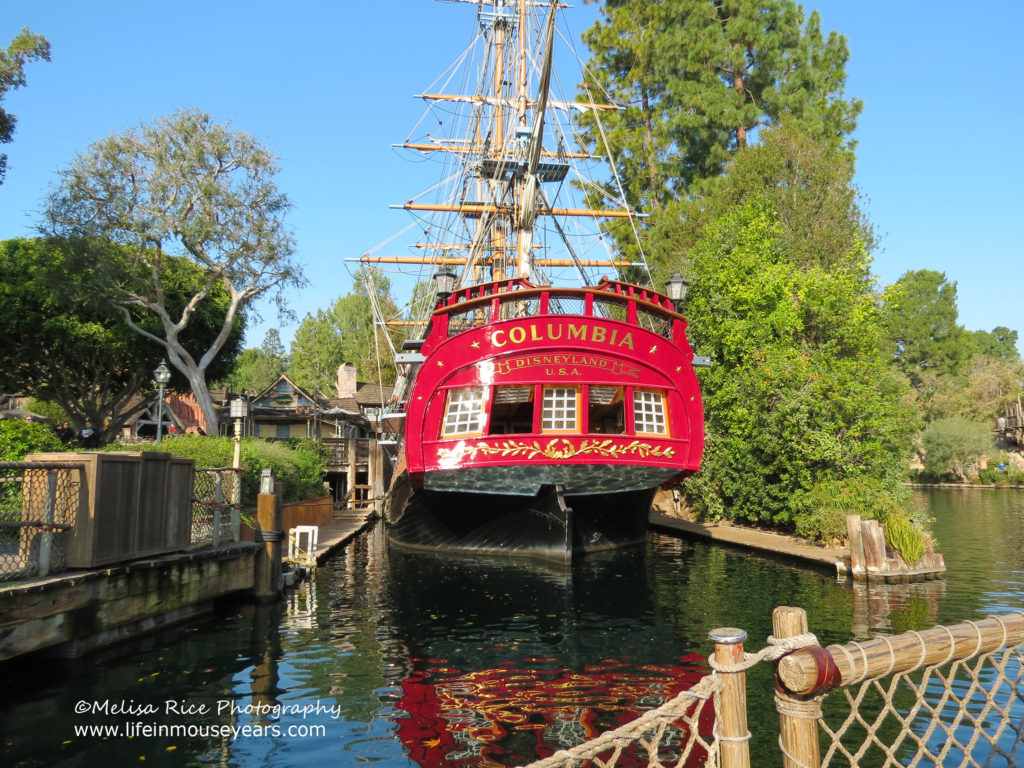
{"left": 438, "top": 437, "right": 676, "bottom": 463}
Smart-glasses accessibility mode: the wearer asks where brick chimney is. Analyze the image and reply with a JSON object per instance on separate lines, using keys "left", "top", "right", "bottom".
{"left": 336, "top": 362, "right": 358, "bottom": 399}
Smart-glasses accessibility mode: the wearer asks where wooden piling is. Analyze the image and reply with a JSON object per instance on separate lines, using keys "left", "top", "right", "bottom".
{"left": 253, "top": 481, "right": 283, "bottom": 601}
{"left": 708, "top": 627, "right": 750, "bottom": 768}
{"left": 861, "top": 519, "right": 887, "bottom": 575}
{"left": 772, "top": 607, "right": 822, "bottom": 768}
{"left": 846, "top": 514, "right": 866, "bottom": 578}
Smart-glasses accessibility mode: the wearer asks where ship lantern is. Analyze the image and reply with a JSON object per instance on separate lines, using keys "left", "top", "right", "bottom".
{"left": 665, "top": 272, "right": 689, "bottom": 310}
{"left": 433, "top": 267, "right": 457, "bottom": 304}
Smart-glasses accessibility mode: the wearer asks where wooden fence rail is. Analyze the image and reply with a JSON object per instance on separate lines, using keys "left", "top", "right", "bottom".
{"left": 522, "top": 606, "right": 1024, "bottom": 768}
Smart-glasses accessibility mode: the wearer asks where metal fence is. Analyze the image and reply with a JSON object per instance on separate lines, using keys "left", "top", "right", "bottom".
{"left": 0, "top": 462, "right": 83, "bottom": 581}
{"left": 191, "top": 467, "right": 243, "bottom": 545}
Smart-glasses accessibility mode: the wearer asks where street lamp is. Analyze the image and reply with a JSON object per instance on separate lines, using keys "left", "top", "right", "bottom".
{"left": 230, "top": 396, "right": 249, "bottom": 470}
{"left": 665, "top": 271, "right": 689, "bottom": 312}
{"left": 154, "top": 361, "right": 171, "bottom": 443}
{"left": 433, "top": 267, "right": 457, "bottom": 304}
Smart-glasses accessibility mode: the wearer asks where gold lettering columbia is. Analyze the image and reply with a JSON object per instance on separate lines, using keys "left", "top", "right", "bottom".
{"left": 489, "top": 323, "right": 634, "bottom": 350}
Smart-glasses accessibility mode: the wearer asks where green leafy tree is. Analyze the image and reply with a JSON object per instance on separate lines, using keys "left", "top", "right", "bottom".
{"left": 579, "top": 0, "right": 861, "bottom": 211}
{"left": 920, "top": 417, "right": 993, "bottom": 481}
{"left": 970, "top": 327, "right": 1019, "bottom": 361}
{"left": 678, "top": 201, "right": 915, "bottom": 533}
{"left": 288, "top": 270, "right": 400, "bottom": 394}
{"left": 40, "top": 108, "right": 304, "bottom": 432}
{"left": 1, "top": 28, "right": 50, "bottom": 184}
{"left": 215, "top": 328, "right": 289, "bottom": 393}
{"left": 914, "top": 354, "right": 1024, "bottom": 424}
{"left": 0, "top": 237, "right": 241, "bottom": 443}
{"left": 658, "top": 130, "right": 915, "bottom": 536}
{"left": 879, "top": 270, "right": 971, "bottom": 384}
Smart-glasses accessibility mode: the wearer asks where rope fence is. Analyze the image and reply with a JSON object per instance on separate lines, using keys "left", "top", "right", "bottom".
{"left": 520, "top": 607, "right": 1024, "bottom": 768}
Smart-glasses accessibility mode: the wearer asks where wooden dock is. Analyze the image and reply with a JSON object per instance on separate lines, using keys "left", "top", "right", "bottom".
{"left": 649, "top": 511, "right": 850, "bottom": 576}
{"left": 282, "top": 508, "right": 377, "bottom": 568}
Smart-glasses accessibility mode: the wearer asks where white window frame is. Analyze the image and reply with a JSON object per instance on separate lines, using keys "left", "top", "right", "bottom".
{"left": 441, "top": 387, "right": 487, "bottom": 438}
{"left": 633, "top": 389, "right": 668, "bottom": 436}
{"left": 540, "top": 386, "right": 580, "bottom": 434}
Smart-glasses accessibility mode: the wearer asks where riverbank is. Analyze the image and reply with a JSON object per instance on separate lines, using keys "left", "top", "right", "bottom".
{"left": 906, "top": 482, "right": 1024, "bottom": 489}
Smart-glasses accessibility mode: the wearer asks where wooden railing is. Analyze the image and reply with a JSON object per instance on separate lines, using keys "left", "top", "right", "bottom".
{"left": 322, "top": 437, "right": 371, "bottom": 467}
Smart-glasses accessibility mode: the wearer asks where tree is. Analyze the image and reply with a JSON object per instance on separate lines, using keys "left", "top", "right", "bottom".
{"left": 579, "top": 0, "right": 861, "bottom": 211}
{"left": 879, "top": 270, "right": 971, "bottom": 383}
{"left": 970, "top": 327, "right": 1020, "bottom": 361}
{"left": 0, "top": 238, "right": 242, "bottom": 443}
{"left": 677, "top": 201, "right": 915, "bottom": 533}
{"left": 215, "top": 329, "right": 289, "bottom": 393}
{"left": 920, "top": 417, "right": 993, "bottom": 481}
{"left": 1, "top": 28, "right": 50, "bottom": 184}
{"left": 288, "top": 270, "right": 400, "bottom": 395}
{"left": 651, "top": 129, "right": 916, "bottom": 536}
{"left": 41, "top": 108, "right": 303, "bottom": 431}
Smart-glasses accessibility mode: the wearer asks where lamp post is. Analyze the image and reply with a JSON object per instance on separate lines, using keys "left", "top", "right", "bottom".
{"left": 230, "top": 396, "right": 249, "bottom": 471}
{"left": 665, "top": 271, "right": 689, "bottom": 312}
{"left": 433, "top": 267, "right": 457, "bottom": 305}
{"left": 154, "top": 361, "right": 171, "bottom": 443}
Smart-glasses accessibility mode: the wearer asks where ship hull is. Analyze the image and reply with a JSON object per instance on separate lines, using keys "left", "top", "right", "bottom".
{"left": 385, "top": 472, "right": 654, "bottom": 562}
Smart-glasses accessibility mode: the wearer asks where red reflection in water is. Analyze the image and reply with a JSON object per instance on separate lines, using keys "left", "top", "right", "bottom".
{"left": 396, "top": 656, "right": 713, "bottom": 767}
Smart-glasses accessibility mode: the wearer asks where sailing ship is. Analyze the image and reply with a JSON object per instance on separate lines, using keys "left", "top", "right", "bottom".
{"left": 361, "top": 0, "right": 705, "bottom": 560}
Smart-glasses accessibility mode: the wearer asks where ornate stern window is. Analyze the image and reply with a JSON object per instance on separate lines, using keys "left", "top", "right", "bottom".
{"left": 541, "top": 386, "right": 579, "bottom": 433}
{"left": 633, "top": 389, "right": 668, "bottom": 436}
{"left": 441, "top": 387, "right": 487, "bottom": 437}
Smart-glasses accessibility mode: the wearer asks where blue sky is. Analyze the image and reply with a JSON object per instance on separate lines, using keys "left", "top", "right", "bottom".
{"left": 2, "top": 1, "right": 1021, "bottom": 352}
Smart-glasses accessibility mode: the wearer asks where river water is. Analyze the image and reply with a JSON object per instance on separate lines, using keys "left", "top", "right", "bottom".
{"left": 2, "top": 488, "right": 1022, "bottom": 767}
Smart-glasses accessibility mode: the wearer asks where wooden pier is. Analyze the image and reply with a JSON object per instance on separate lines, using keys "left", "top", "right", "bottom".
{"left": 650, "top": 511, "right": 849, "bottom": 576}
{"left": 650, "top": 494, "right": 945, "bottom": 582}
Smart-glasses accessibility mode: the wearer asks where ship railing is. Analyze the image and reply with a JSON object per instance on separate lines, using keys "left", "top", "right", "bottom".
{"left": 523, "top": 606, "right": 1024, "bottom": 768}
{"left": 440, "top": 284, "right": 685, "bottom": 344}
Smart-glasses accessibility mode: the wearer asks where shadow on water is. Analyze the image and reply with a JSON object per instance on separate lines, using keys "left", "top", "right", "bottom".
{"left": 0, "top": 600, "right": 286, "bottom": 768}
{"left": 382, "top": 542, "right": 712, "bottom": 767}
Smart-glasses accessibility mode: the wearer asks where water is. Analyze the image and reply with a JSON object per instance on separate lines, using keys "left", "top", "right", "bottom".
{"left": 2, "top": 489, "right": 1022, "bottom": 767}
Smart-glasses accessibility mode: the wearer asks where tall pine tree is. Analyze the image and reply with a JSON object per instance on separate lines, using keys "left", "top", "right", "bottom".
{"left": 579, "top": 0, "right": 861, "bottom": 210}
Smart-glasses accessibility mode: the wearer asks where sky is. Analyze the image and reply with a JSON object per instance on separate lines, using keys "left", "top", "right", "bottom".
{"left": 2, "top": 0, "right": 1021, "bottom": 352}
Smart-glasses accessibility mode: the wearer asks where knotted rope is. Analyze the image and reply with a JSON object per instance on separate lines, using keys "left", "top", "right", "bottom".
{"left": 707, "top": 632, "right": 820, "bottom": 673}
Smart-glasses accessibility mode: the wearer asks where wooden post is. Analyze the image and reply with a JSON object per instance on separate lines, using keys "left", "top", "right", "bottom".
{"left": 253, "top": 471, "right": 283, "bottom": 601}
{"left": 346, "top": 439, "right": 357, "bottom": 509}
{"left": 846, "top": 514, "right": 866, "bottom": 579}
{"left": 708, "top": 627, "right": 750, "bottom": 768}
{"left": 861, "top": 519, "right": 886, "bottom": 576}
{"left": 773, "top": 606, "right": 822, "bottom": 768}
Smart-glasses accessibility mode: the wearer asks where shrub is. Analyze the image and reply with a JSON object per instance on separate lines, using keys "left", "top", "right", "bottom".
{"left": 23, "top": 399, "right": 69, "bottom": 423}
{"left": 105, "top": 436, "right": 326, "bottom": 505}
{"left": 976, "top": 467, "right": 1002, "bottom": 485}
{"left": 883, "top": 512, "right": 928, "bottom": 566}
{"left": 795, "top": 475, "right": 911, "bottom": 546}
{"left": 0, "top": 419, "right": 66, "bottom": 461}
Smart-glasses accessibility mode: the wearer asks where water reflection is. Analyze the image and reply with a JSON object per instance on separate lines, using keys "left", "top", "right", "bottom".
{"left": 1, "top": 489, "right": 1022, "bottom": 767}
{"left": 383, "top": 544, "right": 711, "bottom": 766}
